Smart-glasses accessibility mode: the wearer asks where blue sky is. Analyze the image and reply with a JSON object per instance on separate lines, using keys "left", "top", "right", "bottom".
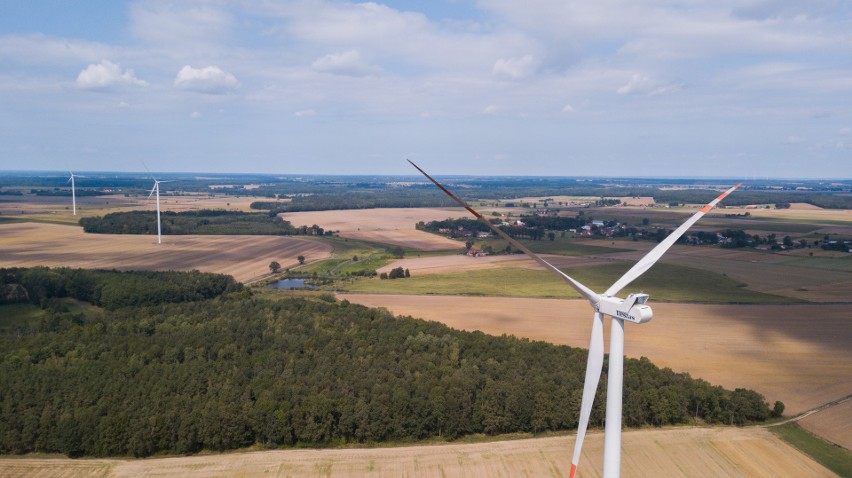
{"left": 1, "top": 0, "right": 850, "bottom": 177}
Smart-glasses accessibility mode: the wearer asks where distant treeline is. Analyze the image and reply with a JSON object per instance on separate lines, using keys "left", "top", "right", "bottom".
{"left": 0, "top": 267, "right": 241, "bottom": 310}
{"left": 79, "top": 210, "right": 327, "bottom": 236}
{"left": 0, "top": 269, "right": 777, "bottom": 458}
{"left": 250, "top": 189, "right": 459, "bottom": 213}
{"left": 251, "top": 187, "right": 852, "bottom": 212}
{"left": 32, "top": 189, "right": 109, "bottom": 197}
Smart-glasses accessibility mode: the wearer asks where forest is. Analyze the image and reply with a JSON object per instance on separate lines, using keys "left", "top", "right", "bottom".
{"left": 0, "top": 269, "right": 777, "bottom": 458}
{"left": 78, "top": 210, "right": 322, "bottom": 236}
{"left": 0, "top": 267, "right": 241, "bottom": 310}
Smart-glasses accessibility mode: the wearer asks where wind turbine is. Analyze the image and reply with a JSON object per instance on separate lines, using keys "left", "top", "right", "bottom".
{"left": 142, "top": 164, "right": 173, "bottom": 244}
{"left": 408, "top": 160, "right": 740, "bottom": 478}
{"left": 67, "top": 171, "right": 85, "bottom": 215}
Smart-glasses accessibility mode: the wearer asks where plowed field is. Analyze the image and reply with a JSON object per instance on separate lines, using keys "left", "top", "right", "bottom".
{"left": 0, "top": 223, "right": 331, "bottom": 282}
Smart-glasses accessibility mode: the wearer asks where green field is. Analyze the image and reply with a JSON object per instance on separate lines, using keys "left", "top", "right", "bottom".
{"left": 340, "top": 262, "right": 801, "bottom": 304}
{"left": 770, "top": 423, "right": 852, "bottom": 477}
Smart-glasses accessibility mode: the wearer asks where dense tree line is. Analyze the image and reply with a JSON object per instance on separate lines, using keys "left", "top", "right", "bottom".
{"left": 0, "top": 270, "right": 776, "bottom": 458}
{"left": 0, "top": 267, "right": 241, "bottom": 310}
{"left": 250, "top": 189, "right": 459, "bottom": 213}
{"left": 78, "top": 210, "right": 322, "bottom": 236}
{"left": 32, "top": 189, "right": 109, "bottom": 197}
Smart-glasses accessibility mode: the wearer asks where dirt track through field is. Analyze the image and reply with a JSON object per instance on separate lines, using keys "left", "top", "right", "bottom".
{"left": 0, "top": 223, "right": 331, "bottom": 282}
{"left": 339, "top": 295, "right": 851, "bottom": 417}
{"left": 0, "top": 427, "right": 836, "bottom": 477}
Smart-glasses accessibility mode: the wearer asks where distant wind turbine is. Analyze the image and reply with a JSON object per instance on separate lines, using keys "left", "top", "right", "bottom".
{"left": 408, "top": 159, "right": 740, "bottom": 478}
{"left": 67, "top": 171, "right": 85, "bottom": 215}
{"left": 142, "top": 163, "right": 173, "bottom": 244}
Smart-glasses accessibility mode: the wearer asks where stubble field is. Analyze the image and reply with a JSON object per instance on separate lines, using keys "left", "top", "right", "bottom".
{"left": 0, "top": 427, "right": 837, "bottom": 478}
{"left": 0, "top": 222, "right": 331, "bottom": 282}
{"left": 280, "top": 208, "right": 468, "bottom": 251}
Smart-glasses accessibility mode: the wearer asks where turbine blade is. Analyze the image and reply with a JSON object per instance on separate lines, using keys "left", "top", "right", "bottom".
{"left": 147, "top": 185, "right": 156, "bottom": 200}
{"left": 603, "top": 183, "right": 741, "bottom": 297}
{"left": 570, "top": 312, "right": 606, "bottom": 478}
{"left": 141, "top": 161, "right": 157, "bottom": 181}
{"left": 408, "top": 159, "right": 599, "bottom": 304}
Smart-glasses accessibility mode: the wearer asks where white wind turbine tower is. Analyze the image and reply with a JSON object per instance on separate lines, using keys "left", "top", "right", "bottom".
{"left": 67, "top": 171, "right": 85, "bottom": 215}
{"left": 408, "top": 160, "right": 740, "bottom": 478}
{"left": 143, "top": 164, "right": 174, "bottom": 245}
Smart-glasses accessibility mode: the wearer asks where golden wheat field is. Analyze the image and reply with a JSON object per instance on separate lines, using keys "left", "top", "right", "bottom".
{"left": 0, "top": 222, "right": 331, "bottom": 282}
{"left": 0, "top": 427, "right": 837, "bottom": 478}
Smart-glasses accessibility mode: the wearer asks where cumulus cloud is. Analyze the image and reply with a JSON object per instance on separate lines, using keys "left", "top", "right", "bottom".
{"left": 174, "top": 65, "right": 239, "bottom": 94}
{"left": 294, "top": 109, "right": 316, "bottom": 117}
{"left": 617, "top": 73, "right": 680, "bottom": 96}
{"left": 492, "top": 55, "right": 537, "bottom": 79}
{"left": 561, "top": 104, "right": 576, "bottom": 113}
{"left": 76, "top": 60, "right": 148, "bottom": 90}
{"left": 190, "top": 111, "right": 202, "bottom": 119}
{"left": 311, "top": 50, "right": 379, "bottom": 76}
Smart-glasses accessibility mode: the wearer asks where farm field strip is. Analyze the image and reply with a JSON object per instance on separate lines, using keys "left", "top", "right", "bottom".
{"left": 344, "top": 262, "right": 799, "bottom": 304}
{"left": 0, "top": 427, "right": 837, "bottom": 478}
{"left": 280, "top": 208, "right": 470, "bottom": 251}
{"left": 0, "top": 223, "right": 331, "bottom": 283}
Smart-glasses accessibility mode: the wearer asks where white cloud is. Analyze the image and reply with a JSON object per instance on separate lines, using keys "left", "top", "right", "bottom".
{"left": 76, "top": 60, "right": 148, "bottom": 90}
{"left": 561, "top": 104, "right": 576, "bottom": 113}
{"left": 190, "top": 111, "right": 202, "bottom": 119}
{"left": 786, "top": 135, "right": 803, "bottom": 144}
{"left": 616, "top": 73, "right": 679, "bottom": 96}
{"left": 482, "top": 105, "right": 499, "bottom": 115}
{"left": 840, "top": 127, "right": 851, "bottom": 135}
{"left": 294, "top": 109, "right": 316, "bottom": 117}
{"left": 492, "top": 55, "right": 537, "bottom": 79}
{"left": 174, "top": 65, "right": 239, "bottom": 94}
{"left": 311, "top": 50, "right": 379, "bottom": 76}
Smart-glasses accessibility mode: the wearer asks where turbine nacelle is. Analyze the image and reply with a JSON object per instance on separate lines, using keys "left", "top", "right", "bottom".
{"left": 598, "top": 293, "right": 653, "bottom": 324}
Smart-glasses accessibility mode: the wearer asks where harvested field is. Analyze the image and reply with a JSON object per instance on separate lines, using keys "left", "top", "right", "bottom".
{"left": 0, "top": 222, "right": 331, "bottom": 283}
{"left": 0, "top": 427, "right": 836, "bottom": 477}
{"left": 339, "top": 295, "right": 852, "bottom": 419}
{"left": 798, "top": 399, "right": 852, "bottom": 450}
{"left": 712, "top": 205, "right": 852, "bottom": 224}
{"left": 280, "top": 208, "right": 468, "bottom": 250}
{"left": 0, "top": 193, "right": 262, "bottom": 220}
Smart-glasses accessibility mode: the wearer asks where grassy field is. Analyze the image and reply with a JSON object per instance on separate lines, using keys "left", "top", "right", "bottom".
{"left": 770, "top": 423, "right": 852, "bottom": 477}
{"left": 340, "top": 261, "right": 800, "bottom": 304}
{"left": 472, "top": 237, "right": 632, "bottom": 256}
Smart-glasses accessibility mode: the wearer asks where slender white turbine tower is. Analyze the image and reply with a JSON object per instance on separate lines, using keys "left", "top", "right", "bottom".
{"left": 67, "top": 171, "right": 84, "bottom": 215}
{"left": 408, "top": 160, "right": 740, "bottom": 478}
{"left": 143, "top": 165, "right": 173, "bottom": 244}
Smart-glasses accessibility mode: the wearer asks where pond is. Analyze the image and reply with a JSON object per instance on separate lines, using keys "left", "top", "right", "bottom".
{"left": 266, "top": 278, "right": 317, "bottom": 290}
